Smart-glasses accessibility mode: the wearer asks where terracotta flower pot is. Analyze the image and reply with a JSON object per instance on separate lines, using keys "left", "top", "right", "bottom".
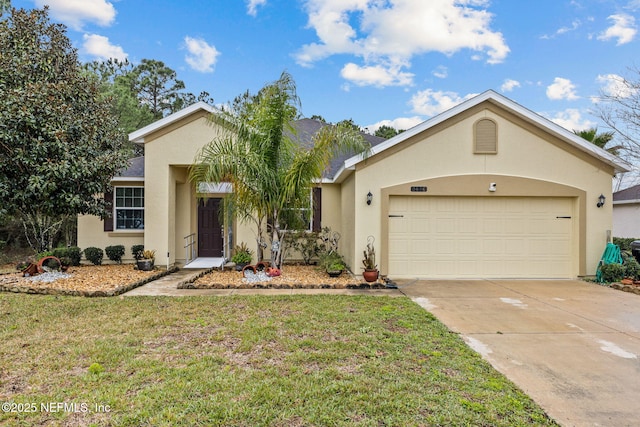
{"left": 363, "top": 269, "right": 379, "bottom": 283}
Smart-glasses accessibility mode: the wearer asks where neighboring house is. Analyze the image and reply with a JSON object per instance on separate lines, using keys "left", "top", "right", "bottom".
{"left": 77, "top": 90, "right": 630, "bottom": 279}
{"left": 613, "top": 184, "right": 640, "bottom": 238}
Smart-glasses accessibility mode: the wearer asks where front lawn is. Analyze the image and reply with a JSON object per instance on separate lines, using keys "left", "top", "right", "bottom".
{"left": 0, "top": 295, "right": 557, "bottom": 426}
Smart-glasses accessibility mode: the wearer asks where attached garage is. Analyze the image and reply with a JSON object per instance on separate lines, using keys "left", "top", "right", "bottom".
{"left": 388, "top": 196, "right": 575, "bottom": 278}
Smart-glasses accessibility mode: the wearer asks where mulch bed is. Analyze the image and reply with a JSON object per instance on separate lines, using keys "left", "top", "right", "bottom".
{"left": 0, "top": 264, "right": 175, "bottom": 297}
{"left": 0, "top": 264, "right": 387, "bottom": 296}
{"left": 181, "top": 264, "right": 386, "bottom": 290}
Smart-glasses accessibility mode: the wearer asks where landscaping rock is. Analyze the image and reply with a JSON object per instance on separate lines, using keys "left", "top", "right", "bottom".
{"left": 0, "top": 265, "right": 174, "bottom": 297}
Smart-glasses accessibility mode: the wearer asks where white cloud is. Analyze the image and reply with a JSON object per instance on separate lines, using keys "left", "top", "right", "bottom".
{"left": 35, "top": 0, "right": 116, "bottom": 30}
{"left": 296, "top": 0, "right": 509, "bottom": 87}
{"left": 595, "top": 73, "right": 638, "bottom": 99}
{"left": 82, "top": 34, "right": 127, "bottom": 61}
{"left": 410, "top": 89, "right": 477, "bottom": 117}
{"left": 366, "top": 116, "right": 424, "bottom": 134}
{"left": 598, "top": 14, "right": 637, "bottom": 45}
{"left": 247, "top": 0, "right": 267, "bottom": 16}
{"left": 432, "top": 65, "right": 448, "bottom": 79}
{"left": 546, "top": 77, "right": 579, "bottom": 101}
{"left": 546, "top": 108, "right": 596, "bottom": 132}
{"left": 501, "top": 79, "right": 520, "bottom": 92}
{"left": 184, "top": 37, "right": 220, "bottom": 73}
{"left": 541, "top": 19, "right": 582, "bottom": 39}
{"left": 340, "top": 62, "right": 414, "bottom": 87}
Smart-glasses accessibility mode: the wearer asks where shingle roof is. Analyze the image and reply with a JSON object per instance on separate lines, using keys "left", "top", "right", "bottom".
{"left": 289, "top": 118, "right": 387, "bottom": 179}
{"left": 118, "top": 121, "right": 386, "bottom": 180}
{"left": 614, "top": 184, "right": 640, "bottom": 202}
{"left": 115, "top": 156, "right": 144, "bottom": 178}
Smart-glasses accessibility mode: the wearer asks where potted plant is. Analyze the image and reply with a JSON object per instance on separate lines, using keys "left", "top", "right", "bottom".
{"left": 231, "top": 243, "right": 253, "bottom": 271}
{"left": 362, "top": 236, "right": 379, "bottom": 283}
{"left": 137, "top": 250, "right": 156, "bottom": 271}
{"left": 319, "top": 250, "right": 345, "bottom": 277}
{"left": 327, "top": 260, "right": 346, "bottom": 277}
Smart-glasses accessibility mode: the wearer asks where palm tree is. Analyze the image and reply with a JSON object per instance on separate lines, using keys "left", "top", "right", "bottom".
{"left": 190, "top": 72, "right": 370, "bottom": 268}
{"left": 574, "top": 127, "right": 621, "bottom": 156}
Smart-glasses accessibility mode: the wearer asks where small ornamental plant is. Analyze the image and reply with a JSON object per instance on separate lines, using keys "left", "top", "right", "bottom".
{"left": 131, "top": 245, "right": 145, "bottom": 261}
{"left": 105, "top": 245, "right": 125, "bottom": 264}
{"left": 362, "top": 238, "right": 377, "bottom": 271}
{"left": 231, "top": 243, "right": 253, "bottom": 265}
{"left": 83, "top": 247, "right": 104, "bottom": 265}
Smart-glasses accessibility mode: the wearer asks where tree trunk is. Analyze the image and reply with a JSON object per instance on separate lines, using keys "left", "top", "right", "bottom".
{"left": 20, "top": 212, "right": 65, "bottom": 253}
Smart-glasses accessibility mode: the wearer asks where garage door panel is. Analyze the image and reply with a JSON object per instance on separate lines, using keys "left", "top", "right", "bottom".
{"left": 388, "top": 196, "right": 574, "bottom": 279}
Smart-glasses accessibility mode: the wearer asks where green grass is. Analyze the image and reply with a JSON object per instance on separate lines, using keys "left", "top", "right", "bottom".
{"left": 0, "top": 295, "right": 558, "bottom": 426}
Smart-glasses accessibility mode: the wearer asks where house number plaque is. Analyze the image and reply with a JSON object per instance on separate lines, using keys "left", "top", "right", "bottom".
{"left": 410, "top": 186, "right": 427, "bottom": 192}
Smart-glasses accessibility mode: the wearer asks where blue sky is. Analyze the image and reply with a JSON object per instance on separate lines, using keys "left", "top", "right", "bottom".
{"left": 11, "top": 0, "right": 640, "bottom": 135}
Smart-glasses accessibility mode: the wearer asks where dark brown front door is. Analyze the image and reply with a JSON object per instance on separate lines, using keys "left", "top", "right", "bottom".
{"left": 198, "top": 198, "right": 223, "bottom": 257}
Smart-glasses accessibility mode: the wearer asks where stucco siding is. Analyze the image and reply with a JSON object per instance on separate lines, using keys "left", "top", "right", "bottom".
{"left": 350, "top": 107, "right": 615, "bottom": 278}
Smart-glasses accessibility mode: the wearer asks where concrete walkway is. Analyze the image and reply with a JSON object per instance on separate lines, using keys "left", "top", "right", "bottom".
{"left": 122, "top": 268, "right": 403, "bottom": 297}
{"left": 400, "top": 279, "right": 640, "bottom": 427}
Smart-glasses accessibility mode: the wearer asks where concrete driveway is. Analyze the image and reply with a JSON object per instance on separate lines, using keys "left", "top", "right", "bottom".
{"left": 399, "top": 279, "right": 640, "bottom": 427}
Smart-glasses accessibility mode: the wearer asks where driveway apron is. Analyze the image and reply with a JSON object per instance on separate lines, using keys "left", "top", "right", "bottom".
{"left": 400, "top": 279, "right": 640, "bottom": 427}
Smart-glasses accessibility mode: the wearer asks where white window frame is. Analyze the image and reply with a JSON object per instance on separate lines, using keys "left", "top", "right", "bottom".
{"left": 114, "top": 186, "right": 144, "bottom": 230}
{"left": 282, "top": 190, "right": 314, "bottom": 233}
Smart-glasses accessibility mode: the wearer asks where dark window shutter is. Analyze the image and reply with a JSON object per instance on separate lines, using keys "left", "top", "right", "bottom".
{"left": 312, "top": 187, "right": 322, "bottom": 232}
{"left": 103, "top": 189, "right": 114, "bottom": 232}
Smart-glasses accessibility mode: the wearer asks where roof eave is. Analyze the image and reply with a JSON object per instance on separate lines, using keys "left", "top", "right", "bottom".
{"left": 129, "top": 101, "right": 218, "bottom": 144}
{"left": 343, "top": 90, "right": 632, "bottom": 174}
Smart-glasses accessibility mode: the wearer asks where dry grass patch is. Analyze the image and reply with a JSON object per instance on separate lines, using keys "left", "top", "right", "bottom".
{"left": 0, "top": 295, "right": 558, "bottom": 426}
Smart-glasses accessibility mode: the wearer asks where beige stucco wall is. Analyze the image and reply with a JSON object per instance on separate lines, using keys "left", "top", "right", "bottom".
{"left": 347, "top": 104, "right": 616, "bottom": 278}
{"left": 142, "top": 111, "right": 261, "bottom": 266}
{"left": 77, "top": 181, "right": 144, "bottom": 263}
{"left": 340, "top": 174, "right": 357, "bottom": 270}
{"left": 613, "top": 203, "right": 640, "bottom": 238}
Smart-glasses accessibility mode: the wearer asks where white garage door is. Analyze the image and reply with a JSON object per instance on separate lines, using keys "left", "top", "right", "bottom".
{"left": 388, "top": 196, "right": 574, "bottom": 279}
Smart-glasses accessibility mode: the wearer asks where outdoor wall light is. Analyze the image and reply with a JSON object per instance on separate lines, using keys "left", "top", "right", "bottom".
{"left": 597, "top": 194, "right": 606, "bottom": 208}
{"left": 366, "top": 191, "right": 373, "bottom": 205}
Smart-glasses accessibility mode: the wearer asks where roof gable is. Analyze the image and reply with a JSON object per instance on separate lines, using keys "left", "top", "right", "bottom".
{"left": 341, "top": 90, "right": 631, "bottom": 180}
{"left": 129, "top": 101, "right": 218, "bottom": 144}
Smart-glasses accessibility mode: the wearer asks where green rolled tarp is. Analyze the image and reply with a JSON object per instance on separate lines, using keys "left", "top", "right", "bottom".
{"left": 596, "top": 242, "right": 623, "bottom": 283}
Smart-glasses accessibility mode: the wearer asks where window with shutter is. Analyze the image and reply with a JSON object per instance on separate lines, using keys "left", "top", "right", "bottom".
{"left": 474, "top": 118, "right": 497, "bottom": 154}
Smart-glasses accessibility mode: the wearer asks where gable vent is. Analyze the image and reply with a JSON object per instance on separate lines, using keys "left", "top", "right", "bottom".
{"left": 474, "top": 118, "right": 497, "bottom": 154}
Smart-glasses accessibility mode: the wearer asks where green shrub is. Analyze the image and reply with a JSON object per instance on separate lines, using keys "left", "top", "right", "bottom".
{"left": 613, "top": 237, "right": 638, "bottom": 252}
{"left": 66, "top": 247, "right": 82, "bottom": 266}
{"left": 52, "top": 247, "right": 82, "bottom": 266}
{"left": 319, "top": 250, "right": 345, "bottom": 272}
{"left": 131, "top": 245, "right": 145, "bottom": 260}
{"left": 105, "top": 245, "right": 125, "bottom": 264}
{"left": 83, "top": 247, "right": 103, "bottom": 265}
{"left": 623, "top": 254, "right": 640, "bottom": 280}
{"left": 600, "top": 263, "right": 625, "bottom": 283}
{"left": 290, "top": 231, "right": 320, "bottom": 265}
{"left": 36, "top": 250, "right": 54, "bottom": 260}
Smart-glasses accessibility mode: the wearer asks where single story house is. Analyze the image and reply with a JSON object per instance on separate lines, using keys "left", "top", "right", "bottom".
{"left": 78, "top": 90, "right": 630, "bottom": 279}
{"left": 613, "top": 184, "right": 640, "bottom": 238}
